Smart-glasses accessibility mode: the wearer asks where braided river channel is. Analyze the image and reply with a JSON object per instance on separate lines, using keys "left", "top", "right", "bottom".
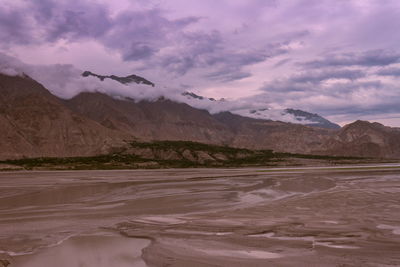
{"left": 1, "top": 165, "right": 400, "bottom": 266}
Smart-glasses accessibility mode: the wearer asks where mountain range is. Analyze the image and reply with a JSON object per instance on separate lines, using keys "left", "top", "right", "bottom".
{"left": 180, "top": 91, "right": 341, "bottom": 129}
{"left": 0, "top": 72, "right": 399, "bottom": 160}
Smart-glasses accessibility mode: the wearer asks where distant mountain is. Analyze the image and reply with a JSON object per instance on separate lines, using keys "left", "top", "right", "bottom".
{"left": 213, "top": 111, "right": 332, "bottom": 153}
{"left": 0, "top": 72, "right": 399, "bottom": 160}
{"left": 316, "top": 120, "right": 400, "bottom": 158}
{"left": 80, "top": 72, "right": 340, "bottom": 130}
{"left": 182, "top": 91, "right": 217, "bottom": 101}
{"left": 182, "top": 91, "right": 340, "bottom": 129}
{"left": 82, "top": 71, "right": 155, "bottom": 86}
{"left": 284, "top": 108, "right": 341, "bottom": 129}
{"left": 64, "top": 91, "right": 333, "bottom": 154}
{"left": 64, "top": 92, "right": 233, "bottom": 145}
{"left": 0, "top": 74, "right": 126, "bottom": 160}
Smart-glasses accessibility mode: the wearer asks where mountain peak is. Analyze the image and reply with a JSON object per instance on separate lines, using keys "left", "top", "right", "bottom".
{"left": 284, "top": 108, "right": 341, "bottom": 129}
{"left": 178, "top": 91, "right": 340, "bottom": 129}
{"left": 1, "top": 73, "right": 399, "bottom": 159}
{"left": 182, "top": 91, "right": 216, "bottom": 101}
{"left": 82, "top": 71, "right": 155, "bottom": 87}
{"left": 344, "top": 120, "right": 385, "bottom": 129}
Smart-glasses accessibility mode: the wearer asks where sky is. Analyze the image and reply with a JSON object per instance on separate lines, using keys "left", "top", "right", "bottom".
{"left": 1, "top": 0, "right": 400, "bottom": 127}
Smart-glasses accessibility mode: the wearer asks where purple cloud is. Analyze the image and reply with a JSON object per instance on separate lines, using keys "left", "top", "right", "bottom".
{"left": 0, "top": 0, "right": 112, "bottom": 46}
{"left": 0, "top": 0, "right": 292, "bottom": 82}
{"left": 0, "top": 4, "right": 36, "bottom": 46}
{"left": 1, "top": 0, "right": 400, "bottom": 126}
{"left": 302, "top": 50, "right": 400, "bottom": 68}
{"left": 102, "top": 9, "right": 201, "bottom": 62}
{"left": 376, "top": 67, "right": 400, "bottom": 77}
{"left": 290, "top": 69, "right": 366, "bottom": 83}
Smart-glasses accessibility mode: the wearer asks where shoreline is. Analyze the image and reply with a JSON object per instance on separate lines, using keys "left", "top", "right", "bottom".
{"left": 1, "top": 162, "right": 399, "bottom": 173}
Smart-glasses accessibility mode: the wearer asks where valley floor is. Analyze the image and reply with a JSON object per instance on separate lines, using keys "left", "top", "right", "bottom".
{"left": 0, "top": 165, "right": 400, "bottom": 266}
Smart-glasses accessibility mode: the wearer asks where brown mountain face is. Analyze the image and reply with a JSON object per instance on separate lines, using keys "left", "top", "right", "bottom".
{"left": 315, "top": 120, "right": 400, "bottom": 158}
{"left": 213, "top": 112, "right": 334, "bottom": 153}
{"left": 0, "top": 74, "right": 127, "bottom": 160}
{"left": 63, "top": 92, "right": 234, "bottom": 144}
{"left": 0, "top": 73, "right": 399, "bottom": 160}
{"left": 63, "top": 93, "right": 335, "bottom": 154}
{"left": 60, "top": 93, "right": 400, "bottom": 159}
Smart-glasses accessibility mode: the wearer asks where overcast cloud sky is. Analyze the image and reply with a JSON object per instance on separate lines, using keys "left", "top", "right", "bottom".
{"left": 1, "top": 0, "right": 400, "bottom": 126}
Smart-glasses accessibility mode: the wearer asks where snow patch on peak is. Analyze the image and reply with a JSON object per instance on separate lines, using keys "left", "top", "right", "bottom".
{"left": 178, "top": 91, "right": 340, "bottom": 129}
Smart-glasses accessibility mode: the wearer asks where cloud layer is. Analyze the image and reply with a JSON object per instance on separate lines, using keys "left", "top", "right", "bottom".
{"left": 0, "top": 52, "right": 178, "bottom": 100}
{"left": 1, "top": 0, "right": 400, "bottom": 126}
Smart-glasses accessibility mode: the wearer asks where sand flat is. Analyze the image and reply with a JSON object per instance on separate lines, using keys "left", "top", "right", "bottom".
{"left": 1, "top": 166, "right": 400, "bottom": 266}
{"left": 12, "top": 235, "right": 149, "bottom": 267}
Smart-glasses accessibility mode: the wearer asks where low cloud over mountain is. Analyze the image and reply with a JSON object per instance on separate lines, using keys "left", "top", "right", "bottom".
{"left": 0, "top": 53, "right": 341, "bottom": 128}
{"left": 1, "top": 71, "right": 399, "bottom": 160}
{"left": 1, "top": 1, "right": 400, "bottom": 126}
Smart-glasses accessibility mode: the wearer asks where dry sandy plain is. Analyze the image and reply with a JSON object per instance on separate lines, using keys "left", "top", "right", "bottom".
{"left": 1, "top": 165, "right": 400, "bottom": 266}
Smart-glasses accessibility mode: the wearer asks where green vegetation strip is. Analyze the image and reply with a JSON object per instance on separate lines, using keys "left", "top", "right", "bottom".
{"left": 0, "top": 140, "right": 377, "bottom": 170}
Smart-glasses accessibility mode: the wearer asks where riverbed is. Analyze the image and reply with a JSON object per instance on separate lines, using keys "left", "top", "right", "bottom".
{"left": 1, "top": 166, "right": 400, "bottom": 266}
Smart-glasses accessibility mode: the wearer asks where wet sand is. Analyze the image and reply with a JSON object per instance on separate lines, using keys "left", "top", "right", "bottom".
{"left": 12, "top": 235, "right": 149, "bottom": 267}
{"left": 0, "top": 166, "right": 400, "bottom": 266}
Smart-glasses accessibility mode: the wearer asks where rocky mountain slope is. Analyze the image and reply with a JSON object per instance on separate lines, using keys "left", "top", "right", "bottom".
{"left": 0, "top": 74, "right": 126, "bottom": 159}
{"left": 81, "top": 73, "right": 339, "bottom": 130}
{"left": 0, "top": 73, "right": 399, "bottom": 160}
{"left": 64, "top": 92, "right": 337, "bottom": 154}
{"left": 82, "top": 71, "right": 155, "bottom": 86}
{"left": 284, "top": 109, "right": 341, "bottom": 129}
{"left": 317, "top": 120, "right": 400, "bottom": 158}
{"left": 213, "top": 112, "right": 333, "bottom": 153}
{"left": 180, "top": 92, "right": 340, "bottom": 129}
{"left": 63, "top": 92, "right": 233, "bottom": 145}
